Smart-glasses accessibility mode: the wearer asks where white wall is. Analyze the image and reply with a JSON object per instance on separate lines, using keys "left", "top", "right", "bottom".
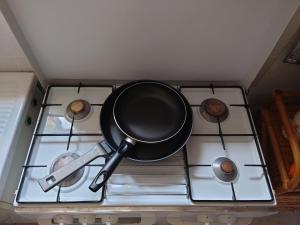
{"left": 6, "top": 0, "right": 300, "bottom": 88}
{"left": 248, "top": 5, "right": 300, "bottom": 107}
{"left": 0, "top": 11, "right": 31, "bottom": 71}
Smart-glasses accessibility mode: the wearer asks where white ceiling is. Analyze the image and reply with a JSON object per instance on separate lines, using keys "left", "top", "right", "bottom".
{"left": 6, "top": 0, "right": 300, "bottom": 87}
{"left": 0, "top": 11, "right": 31, "bottom": 71}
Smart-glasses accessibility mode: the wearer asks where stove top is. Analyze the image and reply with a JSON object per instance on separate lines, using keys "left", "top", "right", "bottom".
{"left": 16, "top": 83, "right": 274, "bottom": 205}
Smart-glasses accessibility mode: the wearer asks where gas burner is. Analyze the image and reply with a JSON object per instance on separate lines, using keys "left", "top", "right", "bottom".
{"left": 199, "top": 98, "right": 229, "bottom": 123}
{"left": 50, "top": 152, "right": 85, "bottom": 187}
{"left": 212, "top": 157, "right": 238, "bottom": 182}
{"left": 66, "top": 99, "right": 91, "bottom": 120}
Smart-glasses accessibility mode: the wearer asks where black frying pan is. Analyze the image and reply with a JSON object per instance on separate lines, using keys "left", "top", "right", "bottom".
{"left": 89, "top": 81, "right": 188, "bottom": 191}
{"left": 97, "top": 80, "right": 193, "bottom": 162}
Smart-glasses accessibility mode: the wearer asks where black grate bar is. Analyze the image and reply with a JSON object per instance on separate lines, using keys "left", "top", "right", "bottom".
{"left": 77, "top": 82, "right": 82, "bottom": 93}
{"left": 23, "top": 165, "right": 47, "bottom": 168}
{"left": 188, "top": 164, "right": 211, "bottom": 167}
{"left": 190, "top": 104, "right": 202, "bottom": 107}
{"left": 91, "top": 104, "right": 104, "bottom": 106}
{"left": 42, "top": 104, "right": 62, "bottom": 107}
{"left": 217, "top": 117, "right": 226, "bottom": 150}
{"left": 230, "top": 104, "right": 249, "bottom": 108}
{"left": 66, "top": 116, "right": 74, "bottom": 150}
{"left": 230, "top": 182, "right": 236, "bottom": 200}
{"left": 56, "top": 185, "right": 61, "bottom": 203}
{"left": 244, "top": 164, "right": 267, "bottom": 167}
{"left": 210, "top": 83, "right": 215, "bottom": 94}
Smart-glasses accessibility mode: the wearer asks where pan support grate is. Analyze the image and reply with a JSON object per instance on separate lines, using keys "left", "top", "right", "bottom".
{"left": 180, "top": 85, "right": 274, "bottom": 202}
{"left": 16, "top": 83, "right": 273, "bottom": 203}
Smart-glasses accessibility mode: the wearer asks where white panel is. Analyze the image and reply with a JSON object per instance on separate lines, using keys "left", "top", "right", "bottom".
{"left": 0, "top": 11, "right": 32, "bottom": 71}
{"left": 7, "top": 0, "right": 300, "bottom": 86}
{"left": 0, "top": 72, "right": 34, "bottom": 198}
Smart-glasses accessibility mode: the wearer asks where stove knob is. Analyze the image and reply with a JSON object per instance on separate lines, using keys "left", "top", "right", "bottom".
{"left": 54, "top": 215, "right": 73, "bottom": 225}
{"left": 79, "top": 215, "right": 95, "bottom": 225}
{"left": 101, "top": 215, "right": 118, "bottom": 225}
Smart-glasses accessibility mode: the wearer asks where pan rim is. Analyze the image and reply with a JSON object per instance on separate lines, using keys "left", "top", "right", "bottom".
{"left": 112, "top": 81, "right": 187, "bottom": 144}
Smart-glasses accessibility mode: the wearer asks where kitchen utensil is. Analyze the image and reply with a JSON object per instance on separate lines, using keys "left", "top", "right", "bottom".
{"left": 98, "top": 81, "right": 193, "bottom": 162}
{"left": 89, "top": 81, "right": 187, "bottom": 191}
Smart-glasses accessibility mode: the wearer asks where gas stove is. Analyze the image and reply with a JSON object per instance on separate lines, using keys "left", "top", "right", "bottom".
{"left": 14, "top": 83, "right": 276, "bottom": 225}
{"left": 14, "top": 84, "right": 276, "bottom": 225}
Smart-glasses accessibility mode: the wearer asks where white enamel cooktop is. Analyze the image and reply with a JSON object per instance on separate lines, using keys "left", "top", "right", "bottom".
{"left": 15, "top": 84, "right": 274, "bottom": 206}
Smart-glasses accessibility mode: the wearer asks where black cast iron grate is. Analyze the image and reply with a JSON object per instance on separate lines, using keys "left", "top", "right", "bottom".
{"left": 180, "top": 84, "right": 274, "bottom": 202}
{"left": 16, "top": 82, "right": 274, "bottom": 203}
{"left": 16, "top": 83, "right": 114, "bottom": 203}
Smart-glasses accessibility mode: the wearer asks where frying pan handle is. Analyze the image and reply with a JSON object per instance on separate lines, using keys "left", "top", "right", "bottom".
{"left": 89, "top": 138, "right": 135, "bottom": 192}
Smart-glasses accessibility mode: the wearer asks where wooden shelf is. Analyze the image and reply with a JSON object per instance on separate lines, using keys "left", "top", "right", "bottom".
{"left": 260, "top": 90, "right": 300, "bottom": 207}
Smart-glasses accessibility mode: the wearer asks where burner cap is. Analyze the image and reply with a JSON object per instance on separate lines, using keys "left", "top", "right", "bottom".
{"left": 66, "top": 99, "right": 91, "bottom": 120}
{"left": 221, "top": 160, "right": 234, "bottom": 173}
{"left": 200, "top": 98, "right": 229, "bottom": 123}
{"left": 70, "top": 100, "right": 85, "bottom": 113}
{"left": 50, "top": 152, "right": 84, "bottom": 187}
{"left": 212, "top": 157, "right": 237, "bottom": 182}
